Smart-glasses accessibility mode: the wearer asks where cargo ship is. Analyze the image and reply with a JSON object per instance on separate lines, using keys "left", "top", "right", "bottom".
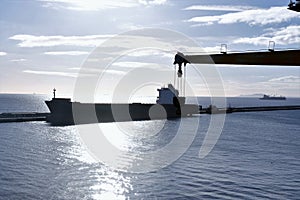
{"left": 259, "top": 94, "right": 286, "bottom": 100}
{"left": 45, "top": 84, "right": 199, "bottom": 125}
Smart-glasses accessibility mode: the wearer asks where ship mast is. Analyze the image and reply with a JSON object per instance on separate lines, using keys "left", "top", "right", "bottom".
{"left": 53, "top": 88, "right": 56, "bottom": 99}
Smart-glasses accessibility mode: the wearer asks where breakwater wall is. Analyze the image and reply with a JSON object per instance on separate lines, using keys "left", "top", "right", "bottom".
{"left": 0, "top": 112, "right": 49, "bottom": 123}
{"left": 200, "top": 105, "right": 300, "bottom": 114}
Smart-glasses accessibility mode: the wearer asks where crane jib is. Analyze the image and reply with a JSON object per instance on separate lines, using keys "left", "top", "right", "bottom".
{"left": 174, "top": 50, "right": 300, "bottom": 67}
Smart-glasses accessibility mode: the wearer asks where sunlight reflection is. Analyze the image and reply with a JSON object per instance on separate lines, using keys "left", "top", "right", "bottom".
{"left": 52, "top": 126, "right": 133, "bottom": 199}
{"left": 91, "top": 167, "right": 132, "bottom": 200}
{"left": 53, "top": 126, "right": 97, "bottom": 164}
{"left": 98, "top": 120, "right": 166, "bottom": 151}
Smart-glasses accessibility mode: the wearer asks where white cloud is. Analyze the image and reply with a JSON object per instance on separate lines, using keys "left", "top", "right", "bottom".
{"left": 233, "top": 25, "right": 300, "bottom": 45}
{"left": 40, "top": 0, "right": 138, "bottom": 10}
{"left": 0, "top": 52, "right": 7, "bottom": 56}
{"left": 117, "top": 23, "right": 145, "bottom": 31}
{"left": 111, "top": 61, "right": 172, "bottom": 73}
{"left": 190, "top": 22, "right": 214, "bottom": 27}
{"left": 268, "top": 75, "right": 300, "bottom": 83}
{"left": 112, "top": 61, "right": 160, "bottom": 68}
{"left": 184, "top": 5, "right": 256, "bottom": 12}
{"left": 23, "top": 68, "right": 100, "bottom": 77}
{"left": 44, "top": 51, "right": 90, "bottom": 55}
{"left": 188, "top": 7, "right": 300, "bottom": 26}
{"left": 138, "top": 0, "right": 167, "bottom": 6}
{"left": 69, "top": 67, "right": 126, "bottom": 75}
{"left": 9, "top": 34, "right": 113, "bottom": 47}
{"left": 188, "top": 15, "right": 221, "bottom": 25}
{"left": 179, "top": 45, "right": 222, "bottom": 53}
{"left": 127, "top": 49, "right": 173, "bottom": 58}
{"left": 40, "top": 0, "right": 167, "bottom": 11}
{"left": 103, "top": 69, "right": 127, "bottom": 75}
{"left": 23, "top": 70, "right": 78, "bottom": 77}
{"left": 202, "top": 46, "right": 222, "bottom": 53}
{"left": 10, "top": 59, "right": 27, "bottom": 62}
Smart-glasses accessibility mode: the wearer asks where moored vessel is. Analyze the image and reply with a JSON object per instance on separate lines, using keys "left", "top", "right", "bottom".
{"left": 45, "top": 84, "right": 199, "bottom": 125}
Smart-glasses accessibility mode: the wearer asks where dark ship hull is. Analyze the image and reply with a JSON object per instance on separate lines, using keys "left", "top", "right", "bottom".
{"left": 259, "top": 95, "right": 286, "bottom": 100}
{"left": 45, "top": 98, "right": 199, "bottom": 126}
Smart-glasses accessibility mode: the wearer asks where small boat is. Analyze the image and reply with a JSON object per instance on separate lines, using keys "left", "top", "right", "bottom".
{"left": 259, "top": 94, "right": 286, "bottom": 100}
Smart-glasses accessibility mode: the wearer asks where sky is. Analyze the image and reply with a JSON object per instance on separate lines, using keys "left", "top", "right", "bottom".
{"left": 0, "top": 0, "right": 299, "bottom": 98}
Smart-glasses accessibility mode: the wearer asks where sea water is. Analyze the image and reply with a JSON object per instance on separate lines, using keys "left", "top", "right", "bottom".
{"left": 0, "top": 94, "right": 299, "bottom": 199}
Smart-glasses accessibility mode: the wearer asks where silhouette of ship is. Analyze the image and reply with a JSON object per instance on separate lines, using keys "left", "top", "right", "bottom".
{"left": 45, "top": 84, "right": 199, "bottom": 125}
{"left": 259, "top": 94, "right": 286, "bottom": 100}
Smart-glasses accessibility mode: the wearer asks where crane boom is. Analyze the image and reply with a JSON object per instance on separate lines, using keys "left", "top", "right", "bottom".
{"left": 288, "top": 0, "right": 300, "bottom": 12}
{"left": 174, "top": 49, "right": 300, "bottom": 67}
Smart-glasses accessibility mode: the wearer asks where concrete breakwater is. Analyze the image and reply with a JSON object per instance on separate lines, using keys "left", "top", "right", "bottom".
{"left": 200, "top": 105, "right": 300, "bottom": 114}
{"left": 0, "top": 112, "right": 49, "bottom": 123}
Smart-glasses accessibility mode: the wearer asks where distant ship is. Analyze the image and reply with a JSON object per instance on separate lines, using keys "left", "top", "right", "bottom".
{"left": 259, "top": 94, "right": 286, "bottom": 100}
{"left": 45, "top": 84, "right": 199, "bottom": 125}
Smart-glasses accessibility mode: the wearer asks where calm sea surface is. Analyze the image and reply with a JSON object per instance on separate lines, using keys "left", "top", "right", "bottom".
{"left": 0, "top": 94, "right": 299, "bottom": 199}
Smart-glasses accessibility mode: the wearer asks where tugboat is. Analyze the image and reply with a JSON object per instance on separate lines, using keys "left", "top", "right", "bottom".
{"left": 45, "top": 84, "right": 199, "bottom": 125}
{"left": 259, "top": 94, "right": 286, "bottom": 100}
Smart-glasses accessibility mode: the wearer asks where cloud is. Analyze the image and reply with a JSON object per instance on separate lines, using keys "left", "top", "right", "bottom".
{"left": 127, "top": 49, "right": 173, "bottom": 58}
{"left": 184, "top": 5, "right": 256, "bottom": 12}
{"left": 112, "top": 61, "right": 170, "bottom": 69}
{"left": 268, "top": 75, "right": 300, "bottom": 83}
{"left": 0, "top": 52, "right": 7, "bottom": 56}
{"left": 102, "top": 69, "right": 126, "bottom": 75}
{"left": 39, "top": 0, "right": 167, "bottom": 11}
{"left": 112, "top": 61, "right": 152, "bottom": 68}
{"left": 23, "top": 68, "right": 100, "bottom": 77}
{"left": 69, "top": 67, "right": 126, "bottom": 75}
{"left": 10, "top": 59, "right": 27, "bottom": 62}
{"left": 233, "top": 25, "right": 300, "bottom": 45}
{"left": 44, "top": 51, "right": 90, "bottom": 55}
{"left": 138, "top": 0, "right": 167, "bottom": 6}
{"left": 23, "top": 70, "right": 78, "bottom": 77}
{"left": 40, "top": 0, "right": 138, "bottom": 10}
{"left": 202, "top": 46, "right": 222, "bottom": 53}
{"left": 188, "top": 7, "right": 300, "bottom": 26}
{"left": 110, "top": 61, "right": 172, "bottom": 74}
{"left": 9, "top": 34, "right": 113, "bottom": 47}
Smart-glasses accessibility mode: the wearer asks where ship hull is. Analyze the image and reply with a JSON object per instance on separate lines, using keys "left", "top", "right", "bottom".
{"left": 259, "top": 97, "right": 286, "bottom": 100}
{"left": 259, "top": 94, "right": 286, "bottom": 100}
{"left": 45, "top": 98, "right": 199, "bottom": 125}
